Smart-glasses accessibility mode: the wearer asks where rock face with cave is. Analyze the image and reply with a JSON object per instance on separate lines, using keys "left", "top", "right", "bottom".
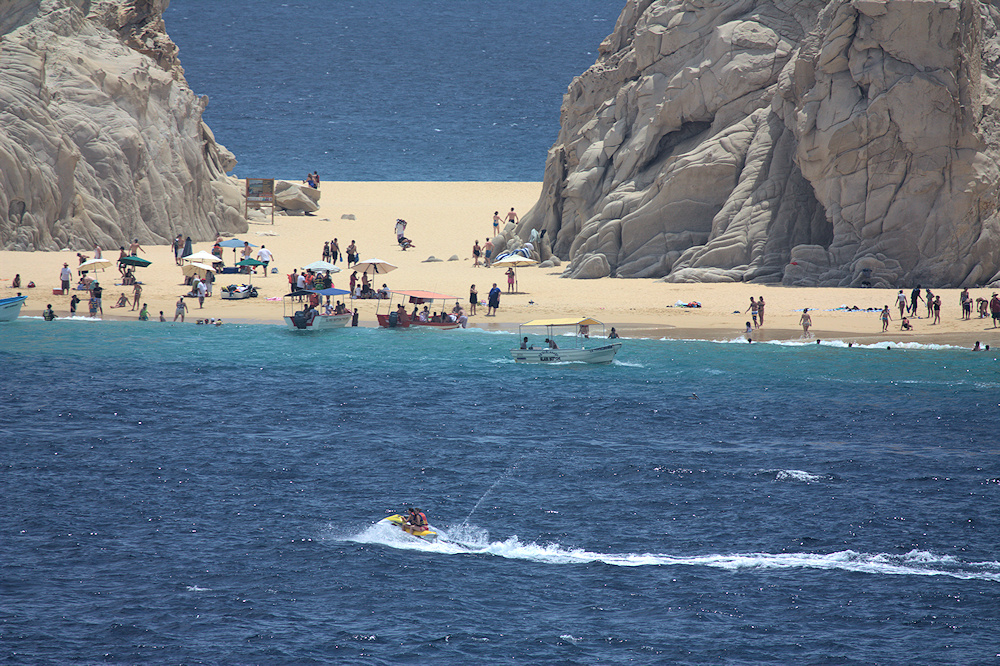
{"left": 0, "top": 0, "right": 246, "bottom": 251}
{"left": 515, "top": 0, "right": 1000, "bottom": 287}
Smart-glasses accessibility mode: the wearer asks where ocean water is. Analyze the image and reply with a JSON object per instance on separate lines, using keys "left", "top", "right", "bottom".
{"left": 164, "top": 0, "right": 621, "bottom": 181}
{"left": 2, "top": 319, "right": 999, "bottom": 663}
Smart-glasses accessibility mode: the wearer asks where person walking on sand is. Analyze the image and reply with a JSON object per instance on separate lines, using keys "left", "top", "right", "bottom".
{"left": 799, "top": 308, "right": 812, "bottom": 337}
{"left": 173, "top": 296, "right": 188, "bottom": 322}
{"left": 505, "top": 207, "right": 519, "bottom": 226}
{"left": 757, "top": 296, "right": 766, "bottom": 327}
{"left": 487, "top": 283, "right": 501, "bottom": 316}
{"left": 896, "top": 290, "right": 907, "bottom": 319}
{"left": 256, "top": 245, "right": 273, "bottom": 275}
{"left": 746, "top": 297, "right": 758, "bottom": 328}
{"left": 330, "top": 239, "right": 340, "bottom": 265}
{"left": 346, "top": 240, "right": 357, "bottom": 267}
{"left": 469, "top": 284, "right": 478, "bottom": 315}
{"left": 129, "top": 238, "right": 144, "bottom": 257}
{"left": 473, "top": 240, "right": 482, "bottom": 267}
{"left": 910, "top": 285, "right": 923, "bottom": 317}
{"left": 880, "top": 305, "right": 891, "bottom": 332}
{"left": 323, "top": 241, "right": 331, "bottom": 262}
{"left": 197, "top": 279, "right": 207, "bottom": 308}
{"left": 483, "top": 238, "right": 494, "bottom": 267}
{"left": 990, "top": 293, "right": 1000, "bottom": 328}
{"left": 960, "top": 288, "right": 972, "bottom": 320}
{"left": 506, "top": 267, "right": 515, "bottom": 293}
{"left": 493, "top": 212, "right": 501, "bottom": 237}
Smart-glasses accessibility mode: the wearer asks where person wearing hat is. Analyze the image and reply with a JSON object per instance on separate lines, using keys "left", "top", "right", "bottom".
{"left": 990, "top": 292, "right": 1000, "bottom": 328}
{"left": 59, "top": 262, "right": 72, "bottom": 293}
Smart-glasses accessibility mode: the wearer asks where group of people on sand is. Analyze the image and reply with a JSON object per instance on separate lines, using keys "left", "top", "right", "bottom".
{"left": 322, "top": 239, "right": 358, "bottom": 267}
{"left": 305, "top": 171, "right": 320, "bottom": 188}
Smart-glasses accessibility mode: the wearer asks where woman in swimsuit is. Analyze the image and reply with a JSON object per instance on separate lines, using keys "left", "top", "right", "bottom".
{"left": 472, "top": 241, "right": 481, "bottom": 267}
{"left": 757, "top": 296, "right": 765, "bottom": 327}
{"left": 469, "top": 284, "right": 478, "bottom": 315}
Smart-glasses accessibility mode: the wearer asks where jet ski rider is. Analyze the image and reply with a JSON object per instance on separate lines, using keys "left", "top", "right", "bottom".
{"left": 404, "top": 507, "right": 429, "bottom": 533}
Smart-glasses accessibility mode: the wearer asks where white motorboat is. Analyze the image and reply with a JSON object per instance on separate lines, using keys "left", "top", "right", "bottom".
{"left": 510, "top": 317, "right": 622, "bottom": 364}
{"left": 0, "top": 295, "right": 27, "bottom": 322}
{"left": 284, "top": 287, "right": 353, "bottom": 331}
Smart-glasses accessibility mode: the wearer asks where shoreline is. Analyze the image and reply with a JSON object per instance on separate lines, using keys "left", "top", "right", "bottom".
{"left": 3, "top": 181, "right": 1000, "bottom": 350}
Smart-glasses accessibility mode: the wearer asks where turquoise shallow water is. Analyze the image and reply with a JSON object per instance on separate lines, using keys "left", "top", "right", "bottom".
{"left": 2, "top": 319, "right": 999, "bottom": 663}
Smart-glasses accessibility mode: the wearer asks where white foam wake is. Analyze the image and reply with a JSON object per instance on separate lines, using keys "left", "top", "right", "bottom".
{"left": 346, "top": 523, "right": 1000, "bottom": 582}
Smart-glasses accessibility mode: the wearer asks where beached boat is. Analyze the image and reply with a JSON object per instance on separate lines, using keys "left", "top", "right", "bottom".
{"left": 283, "top": 288, "right": 353, "bottom": 331}
{"left": 0, "top": 295, "right": 27, "bottom": 322}
{"left": 376, "top": 290, "right": 464, "bottom": 329}
{"left": 510, "top": 317, "right": 622, "bottom": 364}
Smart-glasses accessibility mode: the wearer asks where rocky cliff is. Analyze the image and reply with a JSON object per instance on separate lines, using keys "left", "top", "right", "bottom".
{"left": 0, "top": 0, "right": 246, "bottom": 251}
{"left": 516, "top": 0, "right": 1000, "bottom": 287}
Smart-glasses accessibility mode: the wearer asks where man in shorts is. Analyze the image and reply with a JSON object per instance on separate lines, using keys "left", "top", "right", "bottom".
{"left": 257, "top": 245, "right": 273, "bottom": 276}
{"left": 990, "top": 293, "right": 1000, "bottom": 328}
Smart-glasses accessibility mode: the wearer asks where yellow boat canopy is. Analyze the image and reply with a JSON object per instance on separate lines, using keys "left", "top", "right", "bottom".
{"left": 520, "top": 317, "right": 604, "bottom": 328}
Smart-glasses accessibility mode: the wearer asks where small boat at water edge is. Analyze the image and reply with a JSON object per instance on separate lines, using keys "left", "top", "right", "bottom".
{"left": 376, "top": 290, "right": 464, "bottom": 330}
{"left": 284, "top": 288, "right": 353, "bottom": 331}
{"left": 510, "top": 317, "right": 622, "bottom": 364}
{"left": 0, "top": 295, "right": 27, "bottom": 322}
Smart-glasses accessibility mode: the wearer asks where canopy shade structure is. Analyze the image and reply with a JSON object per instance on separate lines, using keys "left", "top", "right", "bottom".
{"left": 77, "top": 258, "right": 112, "bottom": 271}
{"left": 182, "top": 262, "right": 216, "bottom": 277}
{"left": 520, "top": 317, "right": 605, "bottom": 328}
{"left": 183, "top": 251, "right": 222, "bottom": 263}
{"left": 390, "top": 290, "right": 457, "bottom": 304}
{"left": 285, "top": 288, "right": 352, "bottom": 298}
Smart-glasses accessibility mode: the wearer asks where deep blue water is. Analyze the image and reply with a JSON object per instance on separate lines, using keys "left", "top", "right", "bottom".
{"left": 2, "top": 320, "right": 999, "bottom": 664}
{"left": 164, "top": 1, "right": 620, "bottom": 181}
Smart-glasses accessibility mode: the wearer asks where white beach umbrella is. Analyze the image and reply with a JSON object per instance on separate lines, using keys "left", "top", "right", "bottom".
{"left": 182, "top": 262, "right": 217, "bottom": 277}
{"left": 77, "top": 258, "right": 113, "bottom": 272}
{"left": 183, "top": 251, "right": 222, "bottom": 263}
{"left": 352, "top": 258, "right": 398, "bottom": 275}
{"left": 301, "top": 260, "right": 342, "bottom": 273}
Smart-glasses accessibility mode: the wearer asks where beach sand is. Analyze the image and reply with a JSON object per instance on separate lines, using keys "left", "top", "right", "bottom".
{"left": 3, "top": 181, "right": 999, "bottom": 348}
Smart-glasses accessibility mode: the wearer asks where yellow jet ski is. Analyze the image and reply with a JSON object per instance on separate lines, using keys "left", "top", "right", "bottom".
{"left": 381, "top": 513, "right": 438, "bottom": 542}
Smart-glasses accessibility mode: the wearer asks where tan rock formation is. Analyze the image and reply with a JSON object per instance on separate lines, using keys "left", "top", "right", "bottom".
{"left": 0, "top": 0, "right": 246, "bottom": 251}
{"left": 517, "top": 0, "right": 1000, "bottom": 287}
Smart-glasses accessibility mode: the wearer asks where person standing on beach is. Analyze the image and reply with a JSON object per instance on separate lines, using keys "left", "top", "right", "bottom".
{"left": 93, "top": 244, "right": 102, "bottom": 260}
{"left": 757, "top": 296, "right": 766, "bottom": 327}
{"left": 172, "top": 235, "right": 182, "bottom": 265}
{"left": 925, "top": 289, "right": 935, "bottom": 319}
{"left": 91, "top": 282, "right": 103, "bottom": 315}
{"left": 933, "top": 295, "right": 941, "bottom": 324}
{"left": 896, "top": 290, "right": 907, "bottom": 318}
{"left": 487, "top": 283, "right": 501, "bottom": 316}
{"left": 257, "top": 245, "right": 273, "bottom": 276}
{"left": 346, "top": 240, "right": 357, "bottom": 266}
{"left": 880, "top": 305, "right": 891, "bottom": 332}
{"left": 59, "top": 262, "right": 72, "bottom": 293}
{"left": 129, "top": 239, "right": 144, "bottom": 257}
{"left": 493, "top": 212, "right": 501, "bottom": 237}
{"left": 506, "top": 267, "right": 515, "bottom": 293}
{"left": 799, "top": 308, "right": 812, "bottom": 337}
{"left": 990, "top": 293, "right": 1000, "bottom": 328}
{"left": 69, "top": 293, "right": 80, "bottom": 315}
{"left": 131, "top": 283, "right": 142, "bottom": 310}
{"left": 174, "top": 296, "right": 188, "bottom": 322}
{"left": 746, "top": 297, "right": 758, "bottom": 328}
{"left": 469, "top": 284, "right": 478, "bottom": 315}
{"left": 197, "top": 279, "right": 207, "bottom": 308}
{"left": 483, "top": 239, "right": 494, "bottom": 267}
{"left": 330, "top": 239, "right": 340, "bottom": 265}
{"left": 323, "top": 242, "right": 331, "bottom": 262}
{"left": 473, "top": 240, "right": 482, "bottom": 267}
{"left": 505, "top": 207, "right": 519, "bottom": 226}
{"left": 910, "top": 285, "right": 923, "bottom": 317}
{"left": 960, "top": 288, "right": 972, "bottom": 320}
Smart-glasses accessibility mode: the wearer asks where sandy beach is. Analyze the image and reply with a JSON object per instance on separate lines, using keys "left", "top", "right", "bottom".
{"left": 3, "top": 181, "right": 999, "bottom": 348}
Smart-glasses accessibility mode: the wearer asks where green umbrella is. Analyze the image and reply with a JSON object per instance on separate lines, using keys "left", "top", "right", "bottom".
{"left": 119, "top": 256, "right": 152, "bottom": 268}
{"left": 236, "top": 258, "right": 265, "bottom": 284}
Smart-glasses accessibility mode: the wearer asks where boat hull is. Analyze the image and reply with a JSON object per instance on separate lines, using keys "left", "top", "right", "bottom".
{"left": 510, "top": 342, "right": 622, "bottom": 364}
{"left": 380, "top": 514, "right": 438, "bottom": 541}
{"left": 283, "top": 313, "right": 351, "bottom": 331}
{"left": 376, "top": 313, "right": 459, "bottom": 330}
{"left": 0, "top": 295, "right": 27, "bottom": 322}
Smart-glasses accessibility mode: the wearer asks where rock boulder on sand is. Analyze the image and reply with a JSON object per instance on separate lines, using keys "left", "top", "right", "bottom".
{"left": 0, "top": 0, "right": 246, "bottom": 251}
{"left": 516, "top": 0, "right": 1000, "bottom": 287}
{"left": 274, "top": 181, "right": 320, "bottom": 213}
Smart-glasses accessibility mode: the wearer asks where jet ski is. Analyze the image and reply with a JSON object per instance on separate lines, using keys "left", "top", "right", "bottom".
{"left": 380, "top": 514, "right": 438, "bottom": 542}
